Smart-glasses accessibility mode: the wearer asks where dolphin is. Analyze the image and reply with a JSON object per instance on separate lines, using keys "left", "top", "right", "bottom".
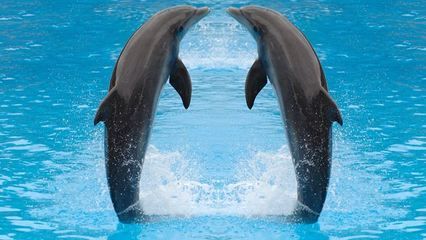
{"left": 94, "top": 6, "right": 209, "bottom": 223}
{"left": 227, "top": 6, "right": 343, "bottom": 223}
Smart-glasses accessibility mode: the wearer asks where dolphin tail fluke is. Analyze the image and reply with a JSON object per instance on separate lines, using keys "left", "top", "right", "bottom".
{"left": 170, "top": 58, "right": 191, "bottom": 109}
{"left": 94, "top": 87, "right": 118, "bottom": 125}
{"left": 320, "top": 88, "right": 343, "bottom": 126}
{"left": 245, "top": 59, "right": 267, "bottom": 109}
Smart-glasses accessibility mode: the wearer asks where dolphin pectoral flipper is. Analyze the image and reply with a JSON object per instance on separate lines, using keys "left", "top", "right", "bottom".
{"left": 320, "top": 88, "right": 343, "bottom": 126}
{"left": 94, "top": 87, "right": 118, "bottom": 125}
{"left": 245, "top": 59, "right": 267, "bottom": 109}
{"left": 170, "top": 58, "right": 191, "bottom": 109}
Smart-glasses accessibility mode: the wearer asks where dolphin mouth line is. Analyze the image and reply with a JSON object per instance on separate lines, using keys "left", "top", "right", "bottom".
{"left": 196, "top": 7, "right": 210, "bottom": 16}
{"left": 226, "top": 7, "right": 243, "bottom": 21}
{"left": 179, "top": 7, "right": 209, "bottom": 31}
{"left": 191, "top": 7, "right": 210, "bottom": 23}
{"left": 117, "top": 199, "right": 141, "bottom": 216}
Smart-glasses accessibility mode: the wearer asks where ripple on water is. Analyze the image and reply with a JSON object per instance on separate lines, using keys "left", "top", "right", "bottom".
{"left": 0, "top": 206, "right": 20, "bottom": 213}
{"left": 26, "top": 138, "right": 407, "bottom": 237}
{"left": 5, "top": 144, "right": 49, "bottom": 153}
{"left": 7, "top": 217, "right": 55, "bottom": 231}
{"left": 388, "top": 138, "right": 426, "bottom": 153}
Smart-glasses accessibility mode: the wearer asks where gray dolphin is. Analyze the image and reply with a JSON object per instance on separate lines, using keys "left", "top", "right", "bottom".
{"left": 94, "top": 6, "right": 209, "bottom": 223}
{"left": 227, "top": 6, "right": 342, "bottom": 223}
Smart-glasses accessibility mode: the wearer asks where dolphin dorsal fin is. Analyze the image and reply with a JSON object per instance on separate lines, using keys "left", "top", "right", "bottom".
{"left": 320, "top": 88, "right": 343, "bottom": 126}
{"left": 170, "top": 58, "right": 192, "bottom": 109}
{"left": 94, "top": 87, "right": 118, "bottom": 125}
{"left": 246, "top": 59, "right": 267, "bottom": 109}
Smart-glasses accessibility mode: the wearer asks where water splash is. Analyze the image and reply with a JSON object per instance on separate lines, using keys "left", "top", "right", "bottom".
{"left": 32, "top": 145, "right": 297, "bottom": 226}
{"left": 30, "top": 142, "right": 403, "bottom": 233}
{"left": 140, "top": 146, "right": 296, "bottom": 216}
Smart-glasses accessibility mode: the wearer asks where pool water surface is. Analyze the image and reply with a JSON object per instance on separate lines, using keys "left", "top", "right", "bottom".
{"left": 0, "top": 0, "right": 425, "bottom": 239}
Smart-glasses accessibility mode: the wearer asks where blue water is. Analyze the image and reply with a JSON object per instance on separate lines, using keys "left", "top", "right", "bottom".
{"left": 1, "top": 0, "right": 425, "bottom": 239}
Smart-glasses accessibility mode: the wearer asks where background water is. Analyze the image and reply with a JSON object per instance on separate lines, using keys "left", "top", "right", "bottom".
{"left": 0, "top": 0, "right": 425, "bottom": 239}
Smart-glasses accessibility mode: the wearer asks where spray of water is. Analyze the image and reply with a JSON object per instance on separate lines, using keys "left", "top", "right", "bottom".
{"left": 140, "top": 146, "right": 296, "bottom": 216}
{"left": 30, "top": 139, "right": 401, "bottom": 231}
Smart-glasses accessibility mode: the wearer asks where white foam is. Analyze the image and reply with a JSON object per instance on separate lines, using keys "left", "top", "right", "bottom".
{"left": 32, "top": 141, "right": 402, "bottom": 229}
{"left": 139, "top": 146, "right": 296, "bottom": 216}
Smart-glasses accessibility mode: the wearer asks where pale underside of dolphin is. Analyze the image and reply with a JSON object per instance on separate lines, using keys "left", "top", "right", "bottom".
{"left": 94, "top": 6, "right": 209, "bottom": 223}
{"left": 227, "top": 6, "right": 343, "bottom": 223}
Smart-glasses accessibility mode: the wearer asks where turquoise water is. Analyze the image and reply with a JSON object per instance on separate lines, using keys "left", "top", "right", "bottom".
{"left": 1, "top": 0, "right": 425, "bottom": 239}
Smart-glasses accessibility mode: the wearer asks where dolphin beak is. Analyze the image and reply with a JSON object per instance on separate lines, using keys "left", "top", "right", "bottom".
{"left": 227, "top": 7, "right": 250, "bottom": 27}
{"left": 191, "top": 7, "right": 210, "bottom": 24}
{"left": 227, "top": 7, "right": 243, "bottom": 21}
{"left": 196, "top": 7, "right": 210, "bottom": 18}
{"left": 226, "top": 7, "right": 241, "bottom": 18}
{"left": 184, "top": 7, "right": 209, "bottom": 29}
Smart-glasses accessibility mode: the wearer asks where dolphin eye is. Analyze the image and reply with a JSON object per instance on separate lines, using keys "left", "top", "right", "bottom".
{"left": 253, "top": 26, "right": 260, "bottom": 33}
{"left": 178, "top": 26, "right": 184, "bottom": 33}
